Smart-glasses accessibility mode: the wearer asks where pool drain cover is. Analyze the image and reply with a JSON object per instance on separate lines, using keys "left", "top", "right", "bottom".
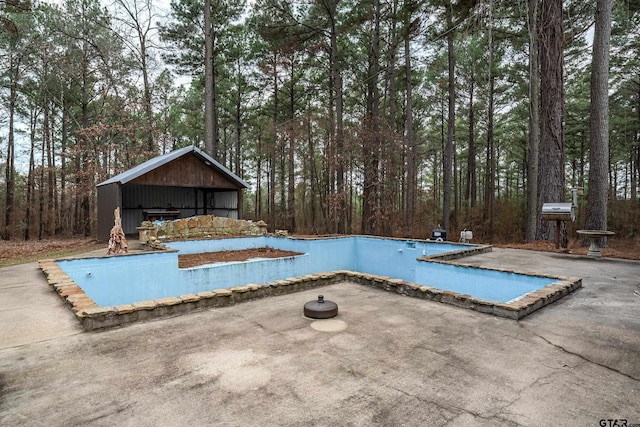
{"left": 304, "top": 295, "right": 338, "bottom": 319}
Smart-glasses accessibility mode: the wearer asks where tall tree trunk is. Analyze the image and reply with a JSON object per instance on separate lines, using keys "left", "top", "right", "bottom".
{"left": 51, "top": 109, "right": 59, "bottom": 233}
{"left": 307, "top": 109, "right": 318, "bottom": 233}
{"left": 204, "top": 0, "right": 216, "bottom": 156}
{"left": 526, "top": 0, "right": 540, "bottom": 242}
{"left": 332, "top": 14, "right": 345, "bottom": 234}
{"left": 279, "top": 134, "right": 285, "bottom": 223}
{"left": 269, "top": 54, "right": 278, "bottom": 232}
{"left": 256, "top": 131, "right": 262, "bottom": 219}
{"left": 466, "top": 76, "right": 476, "bottom": 210}
{"left": 633, "top": 82, "right": 640, "bottom": 202}
{"left": 327, "top": 59, "right": 335, "bottom": 232}
{"left": 485, "top": 0, "right": 495, "bottom": 242}
{"left": 404, "top": 12, "right": 416, "bottom": 230}
{"left": 39, "top": 127, "right": 46, "bottom": 240}
{"left": 536, "top": 0, "right": 565, "bottom": 241}
{"left": 4, "top": 65, "right": 17, "bottom": 240}
{"left": 287, "top": 57, "right": 296, "bottom": 231}
{"left": 585, "top": 0, "right": 614, "bottom": 241}
{"left": 61, "top": 95, "right": 68, "bottom": 235}
{"left": 80, "top": 55, "right": 91, "bottom": 237}
{"left": 140, "top": 39, "right": 154, "bottom": 154}
{"left": 442, "top": 10, "right": 455, "bottom": 232}
{"left": 383, "top": 0, "right": 399, "bottom": 129}
{"left": 235, "top": 59, "right": 242, "bottom": 176}
{"left": 141, "top": 45, "right": 154, "bottom": 153}
{"left": 269, "top": 151, "right": 276, "bottom": 231}
{"left": 25, "top": 108, "right": 37, "bottom": 240}
{"left": 44, "top": 100, "right": 55, "bottom": 235}
{"left": 362, "top": 0, "right": 381, "bottom": 235}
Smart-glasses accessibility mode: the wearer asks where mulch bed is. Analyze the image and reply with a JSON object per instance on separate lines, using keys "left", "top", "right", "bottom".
{"left": 178, "top": 247, "right": 303, "bottom": 268}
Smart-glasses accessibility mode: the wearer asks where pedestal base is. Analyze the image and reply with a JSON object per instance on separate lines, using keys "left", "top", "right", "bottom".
{"left": 587, "top": 241, "right": 602, "bottom": 258}
{"left": 576, "top": 230, "right": 615, "bottom": 259}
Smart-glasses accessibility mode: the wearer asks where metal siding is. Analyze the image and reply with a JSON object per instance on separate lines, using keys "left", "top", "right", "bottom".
{"left": 122, "top": 184, "right": 194, "bottom": 209}
{"left": 180, "top": 209, "right": 197, "bottom": 217}
{"left": 212, "top": 209, "right": 238, "bottom": 219}
{"left": 119, "top": 185, "right": 196, "bottom": 234}
{"left": 97, "top": 183, "right": 121, "bottom": 241}
{"left": 123, "top": 209, "right": 144, "bottom": 235}
{"left": 213, "top": 191, "right": 238, "bottom": 209}
{"left": 210, "top": 191, "right": 239, "bottom": 218}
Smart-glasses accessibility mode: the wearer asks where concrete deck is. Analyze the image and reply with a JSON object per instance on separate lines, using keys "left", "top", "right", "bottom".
{"left": 1, "top": 248, "right": 639, "bottom": 426}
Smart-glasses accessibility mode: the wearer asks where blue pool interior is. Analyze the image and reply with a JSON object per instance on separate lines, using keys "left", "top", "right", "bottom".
{"left": 56, "top": 236, "right": 557, "bottom": 307}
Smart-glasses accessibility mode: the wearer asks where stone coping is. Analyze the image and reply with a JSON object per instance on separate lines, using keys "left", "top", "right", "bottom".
{"left": 52, "top": 247, "right": 178, "bottom": 262}
{"left": 39, "top": 253, "right": 581, "bottom": 331}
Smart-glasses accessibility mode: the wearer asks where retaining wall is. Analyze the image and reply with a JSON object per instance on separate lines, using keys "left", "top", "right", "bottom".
{"left": 138, "top": 216, "right": 267, "bottom": 244}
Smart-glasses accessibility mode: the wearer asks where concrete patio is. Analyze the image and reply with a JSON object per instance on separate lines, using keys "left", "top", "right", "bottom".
{"left": 1, "top": 248, "right": 638, "bottom": 426}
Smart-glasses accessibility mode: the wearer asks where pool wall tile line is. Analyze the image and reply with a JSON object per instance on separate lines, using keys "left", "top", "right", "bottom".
{"left": 39, "top": 259, "right": 582, "bottom": 331}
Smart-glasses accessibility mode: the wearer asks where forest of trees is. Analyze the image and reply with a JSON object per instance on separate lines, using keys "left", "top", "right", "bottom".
{"left": 1, "top": 0, "right": 639, "bottom": 243}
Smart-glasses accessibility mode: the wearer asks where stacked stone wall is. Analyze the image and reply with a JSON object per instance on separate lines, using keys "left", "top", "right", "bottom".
{"left": 138, "top": 215, "right": 267, "bottom": 244}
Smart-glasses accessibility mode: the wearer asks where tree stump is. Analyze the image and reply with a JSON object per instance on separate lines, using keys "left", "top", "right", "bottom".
{"left": 107, "top": 207, "right": 129, "bottom": 255}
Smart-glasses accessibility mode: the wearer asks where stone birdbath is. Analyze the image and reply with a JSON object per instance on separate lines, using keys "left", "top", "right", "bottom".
{"left": 576, "top": 230, "right": 615, "bottom": 258}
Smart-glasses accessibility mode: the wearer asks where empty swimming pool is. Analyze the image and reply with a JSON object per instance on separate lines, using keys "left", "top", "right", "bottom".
{"left": 57, "top": 236, "right": 559, "bottom": 306}
{"left": 41, "top": 235, "right": 581, "bottom": 329}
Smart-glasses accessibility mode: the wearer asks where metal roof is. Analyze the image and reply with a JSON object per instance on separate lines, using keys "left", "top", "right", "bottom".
{"left": 97, "top": 145, "right": 249, "bottom": 188}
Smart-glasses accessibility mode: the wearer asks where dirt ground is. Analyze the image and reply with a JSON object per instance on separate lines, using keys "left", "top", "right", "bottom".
{"left": 178, "top": 247, "right": 303, "bottom": 268}
{"left": 0, "top": 238, "right": 105, "bottom": 267}
{"left": 1, "top": 235, "right": 639, "bottom": 267}
{"left": 498, "top": 237, "right": 640, "bottom": 261}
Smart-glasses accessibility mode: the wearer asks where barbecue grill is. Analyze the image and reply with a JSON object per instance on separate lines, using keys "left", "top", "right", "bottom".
{"left": 541, "top": 203, "right": 575, "bottom": 222}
